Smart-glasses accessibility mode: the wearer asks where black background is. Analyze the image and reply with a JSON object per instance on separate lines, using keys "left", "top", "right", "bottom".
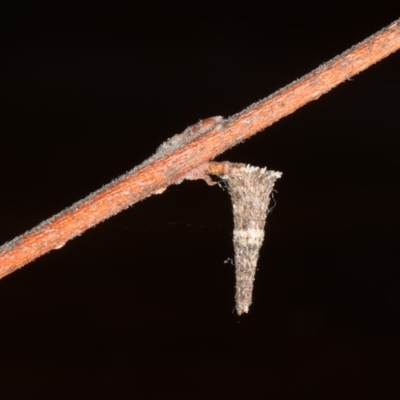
{"left": 1, "top": 10, "right": 400, "bottom": 399}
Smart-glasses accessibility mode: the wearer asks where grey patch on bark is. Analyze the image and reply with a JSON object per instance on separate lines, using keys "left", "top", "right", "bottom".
{"left": 221, "top": 164, "right": 282, "bottom": 315}
{"left": 155, "top": 116, "right": 223, "bottom": 159}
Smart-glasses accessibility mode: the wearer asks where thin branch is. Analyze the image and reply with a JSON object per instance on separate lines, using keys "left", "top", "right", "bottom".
{"left": 1, "top": 18, "right": 400, "bottom": 279}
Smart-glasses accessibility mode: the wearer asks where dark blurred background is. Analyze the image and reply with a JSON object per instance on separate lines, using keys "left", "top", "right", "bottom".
{"left": 1, "top": 9, "right": 400, "bottom": 399}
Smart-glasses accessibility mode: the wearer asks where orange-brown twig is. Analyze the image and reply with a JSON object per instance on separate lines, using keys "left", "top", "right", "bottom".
{"left": 1, "top": 18, "right": 399, "bottom": 279}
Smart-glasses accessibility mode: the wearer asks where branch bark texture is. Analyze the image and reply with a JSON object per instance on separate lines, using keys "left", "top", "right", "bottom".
{"left": 0, "top": 18, "right": 399, "bottom": 278}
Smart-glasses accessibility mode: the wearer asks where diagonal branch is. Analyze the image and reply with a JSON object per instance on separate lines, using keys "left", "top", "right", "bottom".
{"left": 0, "top": 18, "right": 400, "bottom": 279}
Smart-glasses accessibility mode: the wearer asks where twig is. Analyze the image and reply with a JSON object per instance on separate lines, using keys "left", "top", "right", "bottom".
{"left": 0, "top": 18, "right": 399, "bottom": 279}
